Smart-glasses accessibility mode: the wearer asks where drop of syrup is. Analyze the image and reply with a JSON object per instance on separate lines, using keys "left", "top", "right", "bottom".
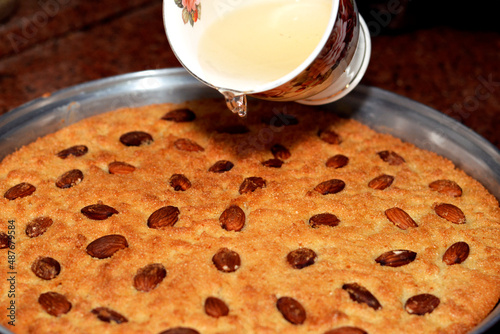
{"left": 219, "top": 90, "right": 247, "bottom": 117}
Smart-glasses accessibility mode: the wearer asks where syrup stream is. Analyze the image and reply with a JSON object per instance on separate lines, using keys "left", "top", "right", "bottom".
{"left": 219, "top": 90, "right": 247, "bottom": 117}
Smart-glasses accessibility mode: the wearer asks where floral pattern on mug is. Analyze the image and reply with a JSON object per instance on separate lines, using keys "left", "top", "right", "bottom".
{"left": 253, "top": 0, "right": 357, "bottom": 101}
{"left": 174, "top": 0, "right": 201, "bottom": 26}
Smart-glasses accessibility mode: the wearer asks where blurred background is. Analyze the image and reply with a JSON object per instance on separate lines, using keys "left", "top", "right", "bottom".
{"left": 358, "top": 0, "right": 499, "bottom": 33}
{"left": 0, "top": 0, "right": 499, "bottom": 148}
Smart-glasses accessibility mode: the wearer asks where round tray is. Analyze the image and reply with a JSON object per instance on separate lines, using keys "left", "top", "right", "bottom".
{"left": 0, "top": 68, "right": 499, "bottom": 334}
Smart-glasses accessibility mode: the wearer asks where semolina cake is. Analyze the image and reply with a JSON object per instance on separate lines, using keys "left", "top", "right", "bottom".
{"left": 0, "top": 98, "right": 499, "bottom": 334}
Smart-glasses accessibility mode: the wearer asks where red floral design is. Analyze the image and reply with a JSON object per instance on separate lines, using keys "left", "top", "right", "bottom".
{"left": 175, "top": 0, "right": 201, "bottom": 26}
{"left": 182, "top": 0, "right": 199, "bottom": 12}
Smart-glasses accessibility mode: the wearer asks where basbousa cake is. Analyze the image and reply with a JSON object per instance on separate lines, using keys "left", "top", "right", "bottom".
{"left": 1, "top": 99, "right": 499, "bottom": 334}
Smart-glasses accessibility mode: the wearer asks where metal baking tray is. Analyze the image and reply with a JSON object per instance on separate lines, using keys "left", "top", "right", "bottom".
{"left": 0, "top": 68, "right": 499, "bottom": 334}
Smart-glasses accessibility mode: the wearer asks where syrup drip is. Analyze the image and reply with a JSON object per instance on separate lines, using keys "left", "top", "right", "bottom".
{"left": 220, "top": 90, "right": 247, "bottom": 117}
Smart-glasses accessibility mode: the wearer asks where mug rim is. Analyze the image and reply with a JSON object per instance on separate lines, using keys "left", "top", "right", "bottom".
{"left": 163, "top": 0, "right": 341, "bottom": 94}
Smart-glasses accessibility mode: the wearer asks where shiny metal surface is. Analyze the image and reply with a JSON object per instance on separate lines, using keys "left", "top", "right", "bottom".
{"left": 0, "top": 68, "right": 498, "bottom": 334}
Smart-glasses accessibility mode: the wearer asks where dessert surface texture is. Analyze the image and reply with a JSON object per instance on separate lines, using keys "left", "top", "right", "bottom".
{"left": 0, "top": 99, "right": 499, "bottom": 334}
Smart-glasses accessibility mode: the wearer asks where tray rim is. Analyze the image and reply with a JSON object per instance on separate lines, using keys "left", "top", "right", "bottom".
{"left": 3, "top": 67, "right": 500, "bottom": 163}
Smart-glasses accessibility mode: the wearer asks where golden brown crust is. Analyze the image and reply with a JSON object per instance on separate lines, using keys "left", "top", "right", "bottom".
{"left": 0, "top": 99, "right": 499, "bottom": 334}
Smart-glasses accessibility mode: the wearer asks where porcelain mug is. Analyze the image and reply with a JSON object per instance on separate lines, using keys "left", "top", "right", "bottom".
{"left": 163, "top": 0, "right": 371, "bottom": 115}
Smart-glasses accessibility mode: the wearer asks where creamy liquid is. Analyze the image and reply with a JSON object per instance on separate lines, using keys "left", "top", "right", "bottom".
{"left": 198, "top": 0, "right": 332, "bottom": 92}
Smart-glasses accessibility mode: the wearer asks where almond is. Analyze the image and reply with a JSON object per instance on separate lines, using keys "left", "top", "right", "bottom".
{"left": 204, "top": 297, "right": 229, "bottom": 318}
{"left": 169, "top": 174, "right": 191, "bottom": 191}
{"left": 375, "top": 250, "right": 417, "bottom": 267}
{"left": 276, "top": 296, "right": 306, "bottom": 325}
{"left": 384, "top": 207, "right": 418, "bottom": 229}
{"left": 368, "top": 174, "right": 394, "bottom": 190}
{"left": 26, "top": 217, "right": 53, "bottom": 238}
{"left": 108, "top": 161, "right": 136, "bottom": 175}
{"left": 287, "top": 248, "right": 317, "bottom": 269}
{"left": 342, "top": 283, "right": 382, "bottom": 310}
{"left": 147, "top": 206, "right": 180, "bottom": 229}
{"left": 377, "top": 150, "right": 405, "bottom": 165}
{"left": 324, "top": 327, "right": 368, "bottom": 334}
{"left": 56, "top": 145, "right": 88, "bottom": 159}
{"left": 443, "top": 241, "right": 469, "bottom": 265}
{"left": 326, "top": 154, "right": 349, "bottom": 169}
{"left": 86, "top": 234, "right": 128, "bottom": 259}
{"left": 159, "top": 328, "right": 200, "bottom": 334}
{"left": 31, "top": 256, "right": 61, "bottom": 280}
{"left": 434, "top": 203, "right": 466, "bottom": 224}
{"left": 271, "top": 144, "right": 291, "bottom": 160}
{"left": 38, "top": 292, "right": 72, "bottom": 317}
{"left": 81, "top": 204, "right": 119, "bottom": 220}
{"left": 0, "top": 232, "right": 11, "bottom": 249}
{"left": 91, "top": 307, "right": 128, "bottom": 324}
{"left": 309, "top": 213, "right": 340, "bottom": 228}
{"left": 212, "top": 248, "right": 241, "bottom": 273}
{"left": 119, "top": 131, "right": 153, "bottom": 146}
{"left": 133, "top": 263, "right": 167, "bottom": 292}
{"left": 239, "top": 177, "right": 266, "bottom": 194}
{"left": 262, "top": 158, "right": 284, "bottom": 168}
{"left": 405, "top": 294, "right": 440, "bottom": 315}
{"left": 4, "top": 182, "right": 36, "bottom": 200}
{"left": 55, "top": 169, "right": 83, "bottom": 189}
{"left": 208, "top": 160, "right": 234, "bottom": 173}
{"left": 174, "top": 138, "right": 204, "bottom": 152}
{"left": 429, "top": 179, "right": 462, "bottom": 197}
{"left": 220, "top": 205, "right": 245, "bottom": 232}
{"left": 319, "top": 129, "right": 341, "bottom": 145}
{"left": 314, "top": 179, "right": 345, "bottom": 195}
{"left": 161, "top": 108, "right": 196, "bottom": 122}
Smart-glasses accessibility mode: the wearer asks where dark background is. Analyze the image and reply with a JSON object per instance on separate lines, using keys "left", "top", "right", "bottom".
{"left": 358, "top": 0, "right": 499, "bottom": 33}
{"left": 0, "top": 1, "right": 499, "bottom": 333}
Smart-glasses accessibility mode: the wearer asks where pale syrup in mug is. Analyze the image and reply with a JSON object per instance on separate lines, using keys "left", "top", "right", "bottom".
{"left": 197, "top": 0, "right": 332, "bottom": 116}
